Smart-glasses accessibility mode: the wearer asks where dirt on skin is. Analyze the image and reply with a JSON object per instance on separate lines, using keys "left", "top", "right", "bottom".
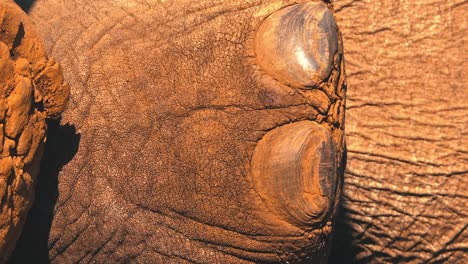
{"left": 0, "top": 1, "right": 69, "bottom": 261}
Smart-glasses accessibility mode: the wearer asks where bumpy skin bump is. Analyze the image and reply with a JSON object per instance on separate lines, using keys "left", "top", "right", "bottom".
{"left": 251, "top": 121, "right": 338, "bottom": 228}
{"left": 255, "top": 2, "right": 339, "bottom": 88}
{"left": 0, "top": 1, "right": 69, "bottom": 261}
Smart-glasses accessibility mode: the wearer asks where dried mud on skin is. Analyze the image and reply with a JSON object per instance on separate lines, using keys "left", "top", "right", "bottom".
{"left": 0, "top": 1, "right": 69, "bottom": 262}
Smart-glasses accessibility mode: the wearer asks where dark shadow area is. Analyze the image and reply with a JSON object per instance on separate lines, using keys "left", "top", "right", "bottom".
{"left": 329, "top": 145, "right": 360, "bottom": 263}
{"left": 10, "top": 23, "right": 24, "bottom": 57}
{"left": 14, "top": 0, "right": 36, "bottom": 13}
{"left": 329, "top": 205, "right": 359, "bottom": 264}
{"left": 8, "top": 119, "right": 80, "bottom": 264}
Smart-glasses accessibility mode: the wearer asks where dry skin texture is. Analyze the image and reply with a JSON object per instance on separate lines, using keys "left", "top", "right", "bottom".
{"left": 331, "top": 0, "right": 467, "bottom": 263}
{"left": 11, "top": 0, "right": 346, "bottom": 263}
{"left": 6, "top": 0, "right": 467, "bottom": 263}
{"left": 0, "top": 1, "right": 69, "bottom": 261}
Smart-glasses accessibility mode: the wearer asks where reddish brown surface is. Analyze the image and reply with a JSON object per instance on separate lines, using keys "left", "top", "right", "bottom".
{"left": 5, "top": 0, "right": 468, "bottom": 263}
{"left": 331, "top": 0, "right": 467, "bottom": 263}
{"left": 251, "top": 121, "right": 339, "bottom": 229}
{"left": 10, "top": 1, "right": 346, "bottom": 263}
{"left": 0, "top": 1, "right": 69, "bottom": 261}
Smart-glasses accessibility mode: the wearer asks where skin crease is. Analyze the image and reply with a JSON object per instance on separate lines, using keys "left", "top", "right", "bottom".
{"left": 5, "top": 0, "right": 468, "bottom": 263}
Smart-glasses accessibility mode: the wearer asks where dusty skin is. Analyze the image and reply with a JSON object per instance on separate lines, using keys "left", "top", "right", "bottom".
{"left": 4, "top": 0, "right": 345, "bottom": 263}
{"left": 2, "top": 0, "right": 468, "bottom": 263}
{"left": 330, "top": 0, "right": 467, "bottom": 263}
{"left": 0, "top": 0, "right": 69, "bottom": 262}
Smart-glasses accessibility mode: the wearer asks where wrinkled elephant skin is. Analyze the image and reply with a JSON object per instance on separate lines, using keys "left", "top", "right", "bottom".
{"left": 9, "top": 0, "right": 347, "bottom": 263}
{"left": 330, "top": 0, "right": 467, "bottom": 263}
{"left": 5, "top": 0, "right": 468, "bottom": 263}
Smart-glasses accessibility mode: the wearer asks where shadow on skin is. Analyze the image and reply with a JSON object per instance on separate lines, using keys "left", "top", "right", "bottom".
{"left": 328, "top": 146, "right": 360, "bottom": 263}
{"left": 14, "top": 0, "right": 35, "bottom": 13}
{"left": 329, "top": 205, "right": 359, "bottom": 263}
{"left": 8, "top": 119, "right": 80, "bottom": 264}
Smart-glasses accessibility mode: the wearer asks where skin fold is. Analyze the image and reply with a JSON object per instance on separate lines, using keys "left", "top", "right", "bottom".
{"left": 2, "top": 0, "right": 467, "bottom": 263}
